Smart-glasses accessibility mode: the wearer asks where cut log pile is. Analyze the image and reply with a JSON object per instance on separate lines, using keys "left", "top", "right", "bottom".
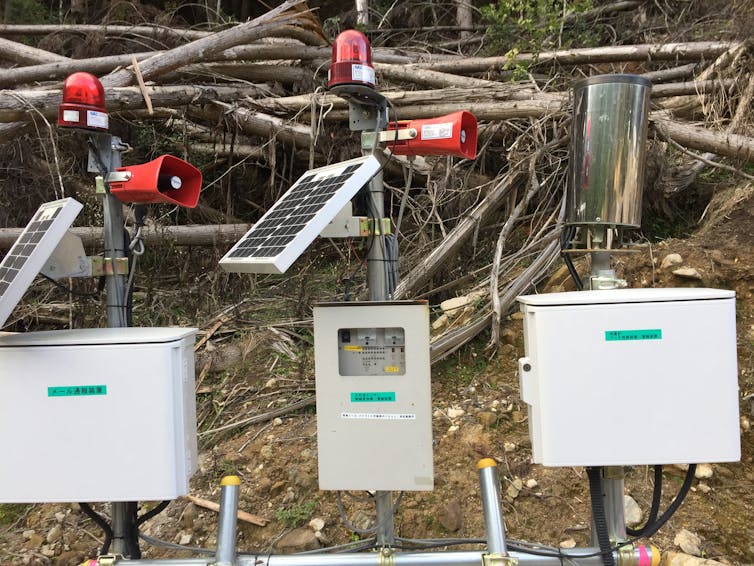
{"left": 1, "top": 0, "right": 752, "bottom": 357}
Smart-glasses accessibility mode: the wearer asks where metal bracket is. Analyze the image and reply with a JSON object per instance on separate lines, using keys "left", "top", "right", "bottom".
{"left": 105, "top": 171, "right": 131, "bottom": 184}
{"left": 589, "top": 274, "right": 628, "bottom": 290}
{"left": 378, "top": 547, "right": 396, "bottom": 566}
{"left": 96, "top": 555, "right": 123, "bottom": 566}
{"left": 482, "top": 553, "right": 518, "bottom": 566}
{"left": 91, "top": 257, "right": 129, "bottom": 276}
{"left": 362, "top": 129, "right": 417, "bottom": 149}
{"left": 359, "top": 218, "right": 392, "bottom": 237}
{"left": 40, "top": 231, "right": 92, "bottom": 279}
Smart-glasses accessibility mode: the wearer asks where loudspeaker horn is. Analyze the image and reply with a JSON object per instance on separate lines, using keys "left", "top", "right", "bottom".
{"left": 108, "top": 155, "right": 202, "bottom": 208}
{"left": 385, "top": 111, "right": 477, "bottom": 159}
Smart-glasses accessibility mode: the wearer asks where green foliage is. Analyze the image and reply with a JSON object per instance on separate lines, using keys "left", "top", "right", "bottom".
{"left": 323, "top": 16, "right": 342, "bottom": 40}
{"left": 275, "top": 500, "right": 317, "bottom": 528}
{"left": 2, "top": 0, "right": 50, "bottom": 23}
{"left": 481, "top": 0, "right": 596, "bottom": 71}
{"left": 0, "top": 504, "right": 27, "bottom": 525}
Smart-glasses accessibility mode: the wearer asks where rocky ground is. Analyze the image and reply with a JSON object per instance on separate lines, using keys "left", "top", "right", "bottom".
{"left": 1, "top": 186, "right": 752, "bottom": 565}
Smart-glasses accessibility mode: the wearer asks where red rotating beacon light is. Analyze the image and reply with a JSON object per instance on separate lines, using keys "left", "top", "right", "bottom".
{"left": 328, "top": 29, "right": 376, "bottom": 89}
{"left": 58, "top": 72, "right": 109, "bottom": 132}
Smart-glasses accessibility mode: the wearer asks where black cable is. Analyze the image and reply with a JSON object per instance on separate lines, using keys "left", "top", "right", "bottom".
{"left": 636, "top": 464, "right": 696, "bottom": 540}
{"left": 79, "top": 502, "right": 113, "bottom": 555}
{"left": 587, "top": 467, "right": 616, "bottom": 566}
{"left": 626, "top": 465, "right": 663, "bottom": 537}
{"left": 125, "top": 501, "right": 141, "bottom": 559}
{"left": 41, "top": 273, "right": 100, "bottom": 298}
{"left": 139, "top": 532, "right": 216, "bottom": 555}
{"left": 136, "top": 500, "right": 171, "bottom": 526}
{"left": 560, "top": 225, "right": 583, "bottom": 290}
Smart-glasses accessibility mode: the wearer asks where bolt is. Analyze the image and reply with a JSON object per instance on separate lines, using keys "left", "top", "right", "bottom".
{"left": 522, "top": 363, "right": 532, "bottom": 372}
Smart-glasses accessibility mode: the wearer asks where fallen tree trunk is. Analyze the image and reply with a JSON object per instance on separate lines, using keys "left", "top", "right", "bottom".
{"left": 0, "top": 85, "right": 269, "bottom": 122}
{"left": 0, "top": 45, "right": 411, "bottom": 90}
{"left": 653, "top": 116, "right": 754, "bottom": 163}
{"left": 191, "top": 101, "right": 313, "bottom": 148}
{"left": 420, "top": 41, "right": 743, "bottom": 73}
{"left": 0, "top": 223, "right": 251, "bottom": 250}
{"left": 0, "top": 23, "right": 211, "bottom": 41}
{"left": 394, "top": 170, "right": 527, "bottom": 299}
{"left": 100, "top": 1, "right": 311, "bottom": 88}
{"left": 176, "top": 62, "right": 313, "bottom": 84}
{"left": 249, "top": 80, "right": 731, "bottom": 118}
{"left": 0, "top": 36, "right": 70, "bottom": 65}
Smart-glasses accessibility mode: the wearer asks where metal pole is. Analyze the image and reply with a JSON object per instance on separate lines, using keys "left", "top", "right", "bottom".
{"left": 477, "top": 459, "right": 507, "bottom": 555}
{"left": 92, "top": 133, "right": 135, "bottom": 555}
{"left": 95, "top": 134, "right": 129, "bottom": 328}
{"left": 587, "top": 251, "right": 627, "bottom": 546}
{"left": 366, "top": 165, "right": 388, "bottom": 302}
{"left": 360, "top": 100, "right": 395, "bottom": 547}
{"left": 215, "top": 476, "right": 240, "bottom": 565}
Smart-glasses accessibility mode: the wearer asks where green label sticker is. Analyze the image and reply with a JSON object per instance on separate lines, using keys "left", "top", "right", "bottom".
{"left": 48, "top": 385, "right": 107, "bottom": 397}
{"left": 605, "top": 329, "right": 662, "bottom": 342}
{"left": 350, "top": 392, "right": 396, "bottom": 403}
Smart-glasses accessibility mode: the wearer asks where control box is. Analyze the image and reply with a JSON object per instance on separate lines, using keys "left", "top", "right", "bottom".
{"left": 517, "top": 288, "right": 740, "bottom": 466}
{"left": 0, "top": 327, "right": 197, "bottom": 502}
{"left": 314, "top": 301, "right": 433, "bottom": 491}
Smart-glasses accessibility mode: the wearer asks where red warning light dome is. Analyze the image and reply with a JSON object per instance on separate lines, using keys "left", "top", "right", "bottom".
{"left": 328, "top": 29, "right": 376, "bottom": 89}
{"left": 58, "top": 72, "right": 109, "bottom": 132}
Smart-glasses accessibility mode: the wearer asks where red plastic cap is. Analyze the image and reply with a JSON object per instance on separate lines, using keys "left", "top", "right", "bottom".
{"left": 328, "top": 29, "right": 375, "bottom": 88}
{"left": 58, "top": 72, "right": 109, "bottom": 131}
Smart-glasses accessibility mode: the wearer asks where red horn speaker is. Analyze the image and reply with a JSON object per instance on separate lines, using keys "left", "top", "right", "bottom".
{"left": 385, "top": 111, "right": 478, "bottom": 159}
{"left": 108, "top": 155, "right": 202, "bottom": 208}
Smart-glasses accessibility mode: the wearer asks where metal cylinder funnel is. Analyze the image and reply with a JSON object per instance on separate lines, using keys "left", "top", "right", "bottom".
{"left": 567, "top": 75, "right": 651, "bottom": 238}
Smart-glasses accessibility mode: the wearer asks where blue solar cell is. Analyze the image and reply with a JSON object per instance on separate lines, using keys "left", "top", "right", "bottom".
{"left": 219, "top": 156, "right": 380, "bottom": 275}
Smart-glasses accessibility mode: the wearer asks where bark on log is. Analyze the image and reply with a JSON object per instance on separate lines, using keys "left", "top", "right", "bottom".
{"left": 652, "top": 116, "right": 754, "bottom": 163}
{"left": 0, "top": 37, "right": 70, "bottom": 65}
{"left": 249, "top": 80, "right": 726, "bottom": 118}
{"left": 393, "top": 170, "right": 527, "bottom": 299}
{"left": 641, "top": 63, "right": 698, "bottom": 83}
{"left": 326, "top": 99, "right": 565, "bottom": 122}
{"left": 191, "top": 143, "right": 266, "bottom": 158}
{"left": 420, "top": 41, "right": 742, "bottom": 73}
{"left": 0, "top": 45, "right": 412, "bottom": 89}
{"left": 176, "top": 62, "right": 312, "bottom": 84}
{"left": 0, "top": 23, "right": 211, "bottom": 41}
{"left": 249, "top": 85, "right": 555, "bottom": 115}
{"left": 0, "top": 85, "right": 269, "bottom": 122}
{"left": 0, "top": 224, "right": 251, "bottom": 250}
{"left": 190, "top": 102, "right": 312, "bottom": 148}
{"left": 378, "top": 63, "right": 501, "bottom": 89}
{"left": 100, "top": 2, "right": 310, "bottom": 88}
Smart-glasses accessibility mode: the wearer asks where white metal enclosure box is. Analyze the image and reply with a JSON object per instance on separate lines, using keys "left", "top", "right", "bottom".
{"left": 517, "top": 288, "right": 740, "bottom": 467}
{"left": 0, "top": 327, "right": 198, "bottom": 503}
{"left": 314, "top": 301, "right": 433, "bottom": 491}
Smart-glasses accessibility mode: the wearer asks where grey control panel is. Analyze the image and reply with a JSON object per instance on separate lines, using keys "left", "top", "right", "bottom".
{"left": 337, "top": 327, "right": 405, "bottom": 376}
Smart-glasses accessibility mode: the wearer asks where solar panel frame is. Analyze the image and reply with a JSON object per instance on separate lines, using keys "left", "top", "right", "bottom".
{"left": 219, "top": 155, "right": 381, "bottom": 274}
{"left": 0, "top": 198, "right": 84, "bottom": 328}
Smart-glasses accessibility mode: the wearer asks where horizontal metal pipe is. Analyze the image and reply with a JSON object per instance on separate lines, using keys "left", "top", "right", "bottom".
{"left": 113, "top": 548, "right": 609, "bottom": 566}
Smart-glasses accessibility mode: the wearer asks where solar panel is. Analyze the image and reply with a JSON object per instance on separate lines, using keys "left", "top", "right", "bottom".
{"left": 220, "top": 155, "right": 381, "bottom": 274}
{"left": 0, "top": 198, "right": 83, "bottom": 328}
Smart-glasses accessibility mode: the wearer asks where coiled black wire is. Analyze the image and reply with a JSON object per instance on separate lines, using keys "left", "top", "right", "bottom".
{"left": 587, "top": 467, "right": 615, "bottom": 566}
